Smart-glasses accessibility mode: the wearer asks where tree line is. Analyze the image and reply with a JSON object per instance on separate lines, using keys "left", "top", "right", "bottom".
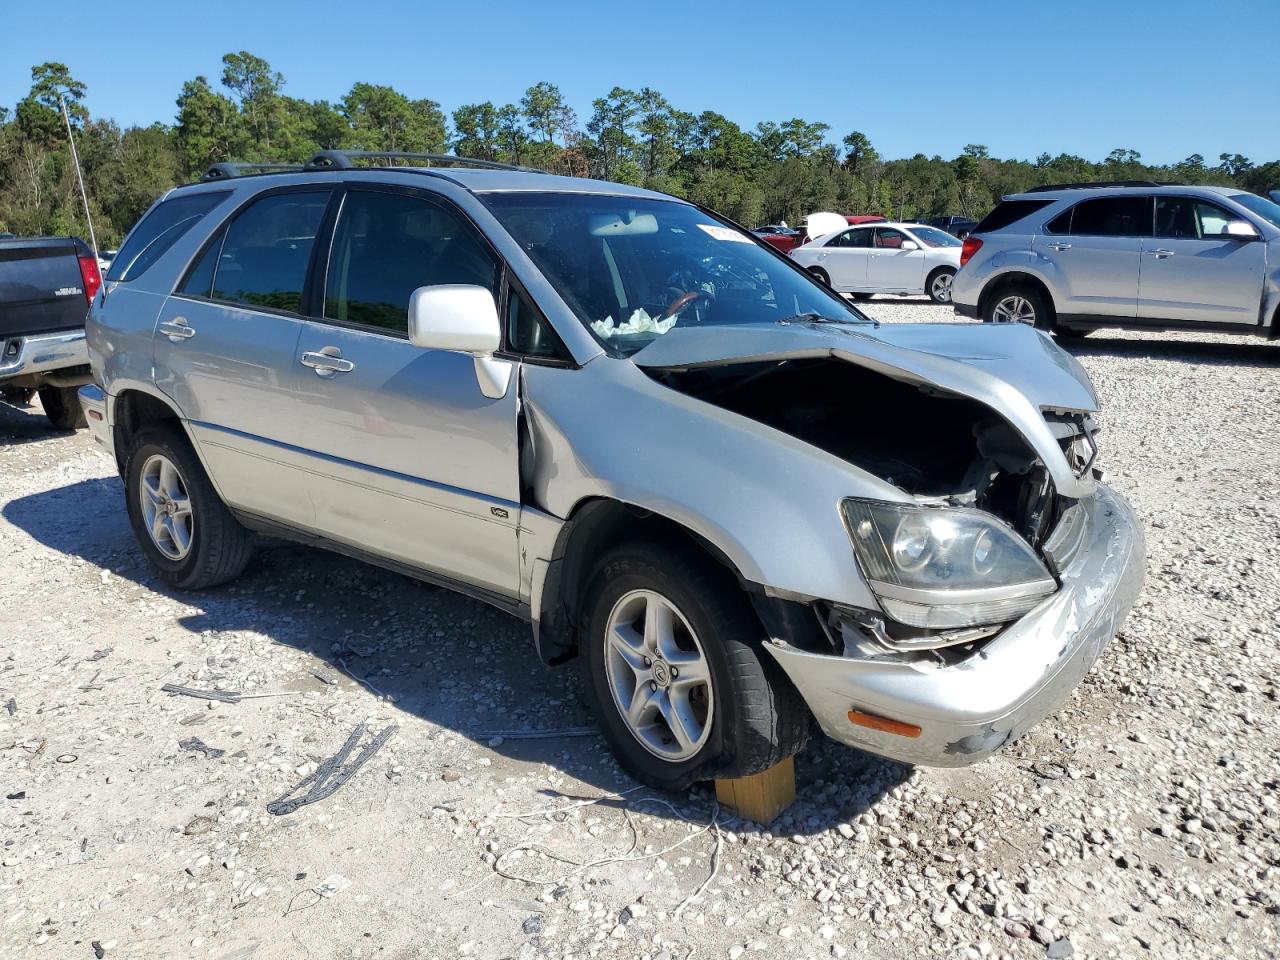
{"left": 2, "top": 56, "right": 1277, "bottom": 247}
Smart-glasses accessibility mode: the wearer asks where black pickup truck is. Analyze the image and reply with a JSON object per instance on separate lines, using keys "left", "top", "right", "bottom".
{"left": 0, "top": 235, "right": 101, "bottom": 428}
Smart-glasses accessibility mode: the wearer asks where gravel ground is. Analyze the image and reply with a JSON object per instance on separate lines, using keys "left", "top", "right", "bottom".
{"left": 2, "top": 299, "right": 1279, "bottom": 960}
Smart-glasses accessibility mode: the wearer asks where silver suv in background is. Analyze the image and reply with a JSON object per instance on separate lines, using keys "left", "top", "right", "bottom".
{"left": 952, "top": 182, "right": 1280, "bottom": 337}
{"left": 81, "top": 152, "right": 1144, "bottom": 790}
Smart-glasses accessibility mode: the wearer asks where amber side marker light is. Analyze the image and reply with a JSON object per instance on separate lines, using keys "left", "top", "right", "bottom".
{"left": 848, "top": 709, "right": 922, "bottom": 739}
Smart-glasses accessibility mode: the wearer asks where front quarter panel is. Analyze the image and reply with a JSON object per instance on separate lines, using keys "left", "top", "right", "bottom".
{"left": 523, "top": 358, "right": 900, "bottom": 609}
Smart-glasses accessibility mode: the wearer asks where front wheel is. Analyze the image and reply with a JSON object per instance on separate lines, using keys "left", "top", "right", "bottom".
{"left": 124, "top": 425, "right": 255, "bottom": 589}
{"left": 807, "top": 266, "right": 831, "bottom": 286}
{"left": 582, "top": 541, "right": 809, "bottom": 791}
{"left": 38, "top": 386, "right": 87, "bottom": 430}
{"left": 927, "top": 268, "right": 956, "bottom": 304}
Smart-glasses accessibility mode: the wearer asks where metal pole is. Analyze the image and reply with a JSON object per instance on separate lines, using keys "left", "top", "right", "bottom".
{"left": 61, "top": 96, "right": 98, "bottom": 259}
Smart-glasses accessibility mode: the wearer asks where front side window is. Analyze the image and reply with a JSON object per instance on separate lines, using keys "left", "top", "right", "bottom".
{"left": 211, "top": 191, "right": 330, "bottom": 313}
{"left": 325, "top": 190, "right": 498, "bottom": 334}
{"left": 481, "top": 192, "right": 872, "bottom": 357}
{"left": 905, "top": 225, "right": 961, "bottom": 248}
{"left": 1063, "top": 196, "right": 1151, "bottom": 237}
{"left": 873, "top": 228, "right": 908, "bottom": 249}
{"left": 829, "top": 228, "right": 873, "bottom": 248}
{"left": 1155, "top": 197, "right": 1238, "bottom": 239}
{"left": 107, "top": 190, "right": 229, "bottom": 282}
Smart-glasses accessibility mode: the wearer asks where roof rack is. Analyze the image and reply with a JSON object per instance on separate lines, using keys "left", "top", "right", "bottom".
{"left": 201, "top": 161, "right": 306, "bottom": 182}
{"left": 303, "top": 149, "right": 539, "bottom": 173}
{"left": 1025, "top": 180, "right": 1182, "bottom": 193}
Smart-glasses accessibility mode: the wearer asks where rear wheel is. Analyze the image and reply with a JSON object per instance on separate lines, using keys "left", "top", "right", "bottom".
{"left": 38, "top": 386, "right": 87, "bottom": 430}
{"left": 124, "top": 424, "right": 254, "bottom": 589}
{"left": 984, "top": 283, "right": 1053, "bottom": 331}
{"left": 582, "top": 541, "right": 809, "bottom": 792}
{"left": 926, "top": 267, "right": 956, "bottom": 304}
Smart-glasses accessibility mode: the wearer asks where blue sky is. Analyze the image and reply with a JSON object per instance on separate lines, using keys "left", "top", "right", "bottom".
{"left": 1, "top": 0, "right": 1274, "bottom": 165}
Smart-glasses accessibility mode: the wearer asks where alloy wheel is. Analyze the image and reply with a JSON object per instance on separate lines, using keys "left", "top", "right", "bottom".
{"left": 931, "top": 272, "right": 954, "bottom": 303}
{"left": 992, "top": 294, "right": 1036, "bottom": 324}
{"left": 139, "top": 453, "right": 194, "bottom": 561}
{"left": 603, "top": 589, "right": 714, "bottom": 761}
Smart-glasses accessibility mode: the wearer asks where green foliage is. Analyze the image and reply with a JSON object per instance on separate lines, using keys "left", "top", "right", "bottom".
{"left": 1, "top": 55, "right": 1276, "bottom": 248}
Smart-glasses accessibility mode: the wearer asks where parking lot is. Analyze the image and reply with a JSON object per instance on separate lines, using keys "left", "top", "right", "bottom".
{"left": 2, "top": 300, "right": 1279, "bottom": 960}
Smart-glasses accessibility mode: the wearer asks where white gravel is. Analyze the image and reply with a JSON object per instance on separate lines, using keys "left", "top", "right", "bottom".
{"left": 2, "top": 299, "right": 1278, "bottom": 959}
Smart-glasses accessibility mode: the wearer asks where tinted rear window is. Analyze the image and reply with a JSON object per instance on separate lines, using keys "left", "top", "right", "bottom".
{"left": 972, "top": 199, "right": 1054, "bottom": 234}
{"left": 106, "top": 191, "right": 229, "bottom": 282}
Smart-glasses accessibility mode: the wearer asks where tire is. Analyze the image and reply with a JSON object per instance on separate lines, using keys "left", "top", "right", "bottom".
{"left": 123, "top": 424, "right": 254, "bottom": 590}
{"left": 983, "top": 282, "right": 1054, "bottom": 331}
{"left": 2, "top": 386, "right": 35, "bottom": 407}
{"left": 1053, "top": 325, "right": 1091, "bottom": 340}
{"left": 582, "top": 540, "right": 809, "bottom": 792}
{"left": 807, "top": 266, "right": 831, "bottom": 286}
{"left": 38, "top": 386, "right": 87, "bottom": 430}
{"left": 849, "top": 292, "right": 873, "bottom": 302}
{"left": 926, "top": 267, "right": 956, "bottom": 305}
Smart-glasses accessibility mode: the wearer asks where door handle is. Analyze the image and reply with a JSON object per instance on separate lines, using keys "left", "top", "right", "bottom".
{"left": 1148, "top": 248, "right": 1175, "bottom": 259}
{"left": 1049, "top": 243, "right": 1072, "bottom": 251}
{"left": 159, "top": 318, "right": 196, "bottom": 342}
{"left": 301, "top": 348, "right": 355, "bottom": 377}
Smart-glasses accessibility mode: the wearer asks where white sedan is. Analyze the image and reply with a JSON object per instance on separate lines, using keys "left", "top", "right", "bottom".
{"left": 790, "top": 221, "right": 963, "bottom": 303}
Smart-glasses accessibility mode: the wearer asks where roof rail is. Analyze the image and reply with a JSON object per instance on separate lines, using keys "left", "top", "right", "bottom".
{"left": 1025, "top": 180, "right": 1181, "bottom": 193}
{"left": 303, "top": 149, "right": 539, "bottom": 173}
{"left": 201, "top": 161, "right": 307, "bottom": 182}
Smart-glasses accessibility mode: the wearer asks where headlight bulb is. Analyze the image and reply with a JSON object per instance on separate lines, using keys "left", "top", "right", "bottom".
{"left": 892, "top": 514, "right": 932, "bottom": 571}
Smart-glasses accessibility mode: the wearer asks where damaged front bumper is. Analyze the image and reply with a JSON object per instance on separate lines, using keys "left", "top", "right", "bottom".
{"left": 764, "top": 484, "right": 1145, "bottom": 766}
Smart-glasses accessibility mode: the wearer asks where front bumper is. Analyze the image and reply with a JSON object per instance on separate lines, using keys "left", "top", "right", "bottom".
{"left": 765, "top": 484, "right": 1145, "bottom": 766}
{"left": 0, "top": 329, "right": 88, "bottom": 381}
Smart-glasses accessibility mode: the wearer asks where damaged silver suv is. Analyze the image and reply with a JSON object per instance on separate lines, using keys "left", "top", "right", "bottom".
{"left": 82, "top": 151, "right": 1145, "bottom": 789}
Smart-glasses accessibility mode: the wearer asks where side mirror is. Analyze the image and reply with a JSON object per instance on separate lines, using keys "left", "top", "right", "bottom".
{"left": 407, "top": 284, "right": 511, "bottom": 399}
{"left": 900, "top": 240, "right": 920, "bottom": 251}
{"left": 1220, "top": 220, "right": 1260, "bottom": 241}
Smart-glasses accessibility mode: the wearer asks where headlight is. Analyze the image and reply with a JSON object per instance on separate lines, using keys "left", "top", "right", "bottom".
{"left": 842, "top": 498, "right": 1057, "bottom": 628}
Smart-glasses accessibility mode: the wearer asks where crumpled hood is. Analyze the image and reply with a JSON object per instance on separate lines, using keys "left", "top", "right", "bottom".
{"left": 633, "top": 321, "right": 1099, "bottom": 499}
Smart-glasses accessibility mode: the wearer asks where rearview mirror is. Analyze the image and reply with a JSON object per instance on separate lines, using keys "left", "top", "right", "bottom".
{"left": 900, "top": 240, "right": 920, "bottom": 251}
{"left": 407, "top": 284, "right": 511, "bottom": 399}
{"left": 1220, "top": 220, "right": 1260, "bottom": 241}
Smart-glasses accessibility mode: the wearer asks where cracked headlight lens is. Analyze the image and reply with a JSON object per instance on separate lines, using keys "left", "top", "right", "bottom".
{"left": 842, "top": 498, "right": 1057, "bottom": 628}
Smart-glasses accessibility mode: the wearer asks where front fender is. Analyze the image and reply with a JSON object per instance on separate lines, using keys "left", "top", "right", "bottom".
{"left": 522, "top": 358, "right": 892, "bottom": 610}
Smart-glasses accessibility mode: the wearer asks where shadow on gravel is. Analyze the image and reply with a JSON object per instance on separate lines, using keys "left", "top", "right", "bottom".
{"left": 1063, "top": 335, "right": 1280, "bottom": 368}
{"left": 0, "top": 397, "right": 72, "bottom": 445}
{"left": 4, "top": 474, "right": 909, "bottom": 833}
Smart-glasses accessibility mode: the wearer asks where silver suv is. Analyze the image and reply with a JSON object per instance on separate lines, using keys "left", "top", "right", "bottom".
{"left": 953, "top": 182, "right": 1280, "bottom": 336}
{"left": 80, "top": 152, "right": 1145, "bottom": 789}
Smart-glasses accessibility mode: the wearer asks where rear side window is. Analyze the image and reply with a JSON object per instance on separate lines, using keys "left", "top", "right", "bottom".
{"left": 107, "top": 191, "right": 228, "bottom": 282}
{"left": 1057, "top": 196, "right": 1151, "bottom": 237}
{"left": 211, "top": 191, "right": 330, "bottom": 313}
{"left": 324, "top": 190, "right": 498, "bottom": 334}
{"left": 828, "top": 228, "right": 872, "bottom": 248}
{"left": 972, "top": 199, "right": 1054, "bottom": 234}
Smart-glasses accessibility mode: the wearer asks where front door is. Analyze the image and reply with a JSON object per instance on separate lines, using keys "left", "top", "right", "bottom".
{"left": 869, "top": 227, "right": 925, "bottom": 292}
{"left": 1139, "top": 196, "right": 1267, "bottom": 325}
{"left": 154, "top": 188, "right": 333, "bottom": 529}
{"left": 292, "top": 186, "right": 522, "bottom": 600}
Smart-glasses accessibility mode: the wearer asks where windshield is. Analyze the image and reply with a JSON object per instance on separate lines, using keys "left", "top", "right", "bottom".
{"left": 1230, "top": 193, "right": 1280, "bottom": 229}
{"left": 482, "top": 192, "right": 871, "bottom": 356}
{"left": 907, "top": 225, "right": 962, "bottom": 247}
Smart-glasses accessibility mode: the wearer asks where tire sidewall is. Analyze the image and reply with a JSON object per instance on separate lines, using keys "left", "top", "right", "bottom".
{"left": 984, "top": 284, "right": 1053, "bottom": 330}
{"left": 124, "top": 430, "right": 205, "bottom": 584}
{"left": 583, "top": 551, "right": 738, "bottom": 789}
{"left": 808, "top": 266, "right": 831, "bottom": 286}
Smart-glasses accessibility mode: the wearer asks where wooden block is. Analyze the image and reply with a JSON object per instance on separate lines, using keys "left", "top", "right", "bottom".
{"left": 715, "top": 755, "right": 795, "bottom": 825}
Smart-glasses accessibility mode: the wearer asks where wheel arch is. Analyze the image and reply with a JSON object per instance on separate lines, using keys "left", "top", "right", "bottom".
{"left": 978, "top": 270, "right": 1057, "bottom": 323}
{"left": 110, "top": 386, "right": 189, "bottom": 476}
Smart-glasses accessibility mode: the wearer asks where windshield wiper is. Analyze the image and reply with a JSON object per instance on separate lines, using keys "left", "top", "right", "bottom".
{"left": 778, "top": 311, "right": 879, "bottom": 328}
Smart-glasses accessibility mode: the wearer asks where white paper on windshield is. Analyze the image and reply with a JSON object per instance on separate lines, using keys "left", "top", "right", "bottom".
{"left": 591, "top": 307, "right": 678, "bottom": 339}
{"left": 696, "top": 223, "right": 752, "bottom": 243}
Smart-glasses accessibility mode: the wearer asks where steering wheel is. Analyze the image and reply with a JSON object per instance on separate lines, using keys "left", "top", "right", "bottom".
{"left": 660, "top": 290, "right": 705, "bottom": 320}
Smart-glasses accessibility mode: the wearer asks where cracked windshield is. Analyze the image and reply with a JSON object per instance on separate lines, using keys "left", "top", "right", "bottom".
{"left": 482, "top": 192, "right": 868, "bottom": 355}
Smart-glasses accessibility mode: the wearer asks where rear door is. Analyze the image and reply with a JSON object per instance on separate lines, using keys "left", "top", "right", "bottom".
{"left": 816, "top": 227, "right": 873, "bottom": 290}
{"left": 1038, "top": 195, "right": 1148, "bottom": 318}
{"left": 155, "top": 187, "right": 333, "bottom": 529}
{"left": 291, "top": 185, "right": 522, "bottom": 599}
{"left": 869, "top": 227, "right": 926, "bottom": 291}
{"left": 1139, "top": 196, "right": 1267, "bottom": 325}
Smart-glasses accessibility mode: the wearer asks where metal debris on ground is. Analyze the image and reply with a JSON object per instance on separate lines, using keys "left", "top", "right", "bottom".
{"left": 307, "top": 667, "right": 337, "bottom": 686}
{"left": 161, "top": 683, "right": 242, "bottom": 703}
{"left": 4, "top": 697, "right": 14, "bottom": 715}
{"left": 179, "top": 736, "right": 226, "bottom": 759}
{"left": 266, "top": 722, "right": 397, "bottom": 816}
{"left": 86, "top": 647, "right": 112, "bottom": 661}
{"left": 178, "top": 712, "right": 210, "bottom": 726}
{"left": 472, "top": 726, "right": 600, "bottom": 741}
